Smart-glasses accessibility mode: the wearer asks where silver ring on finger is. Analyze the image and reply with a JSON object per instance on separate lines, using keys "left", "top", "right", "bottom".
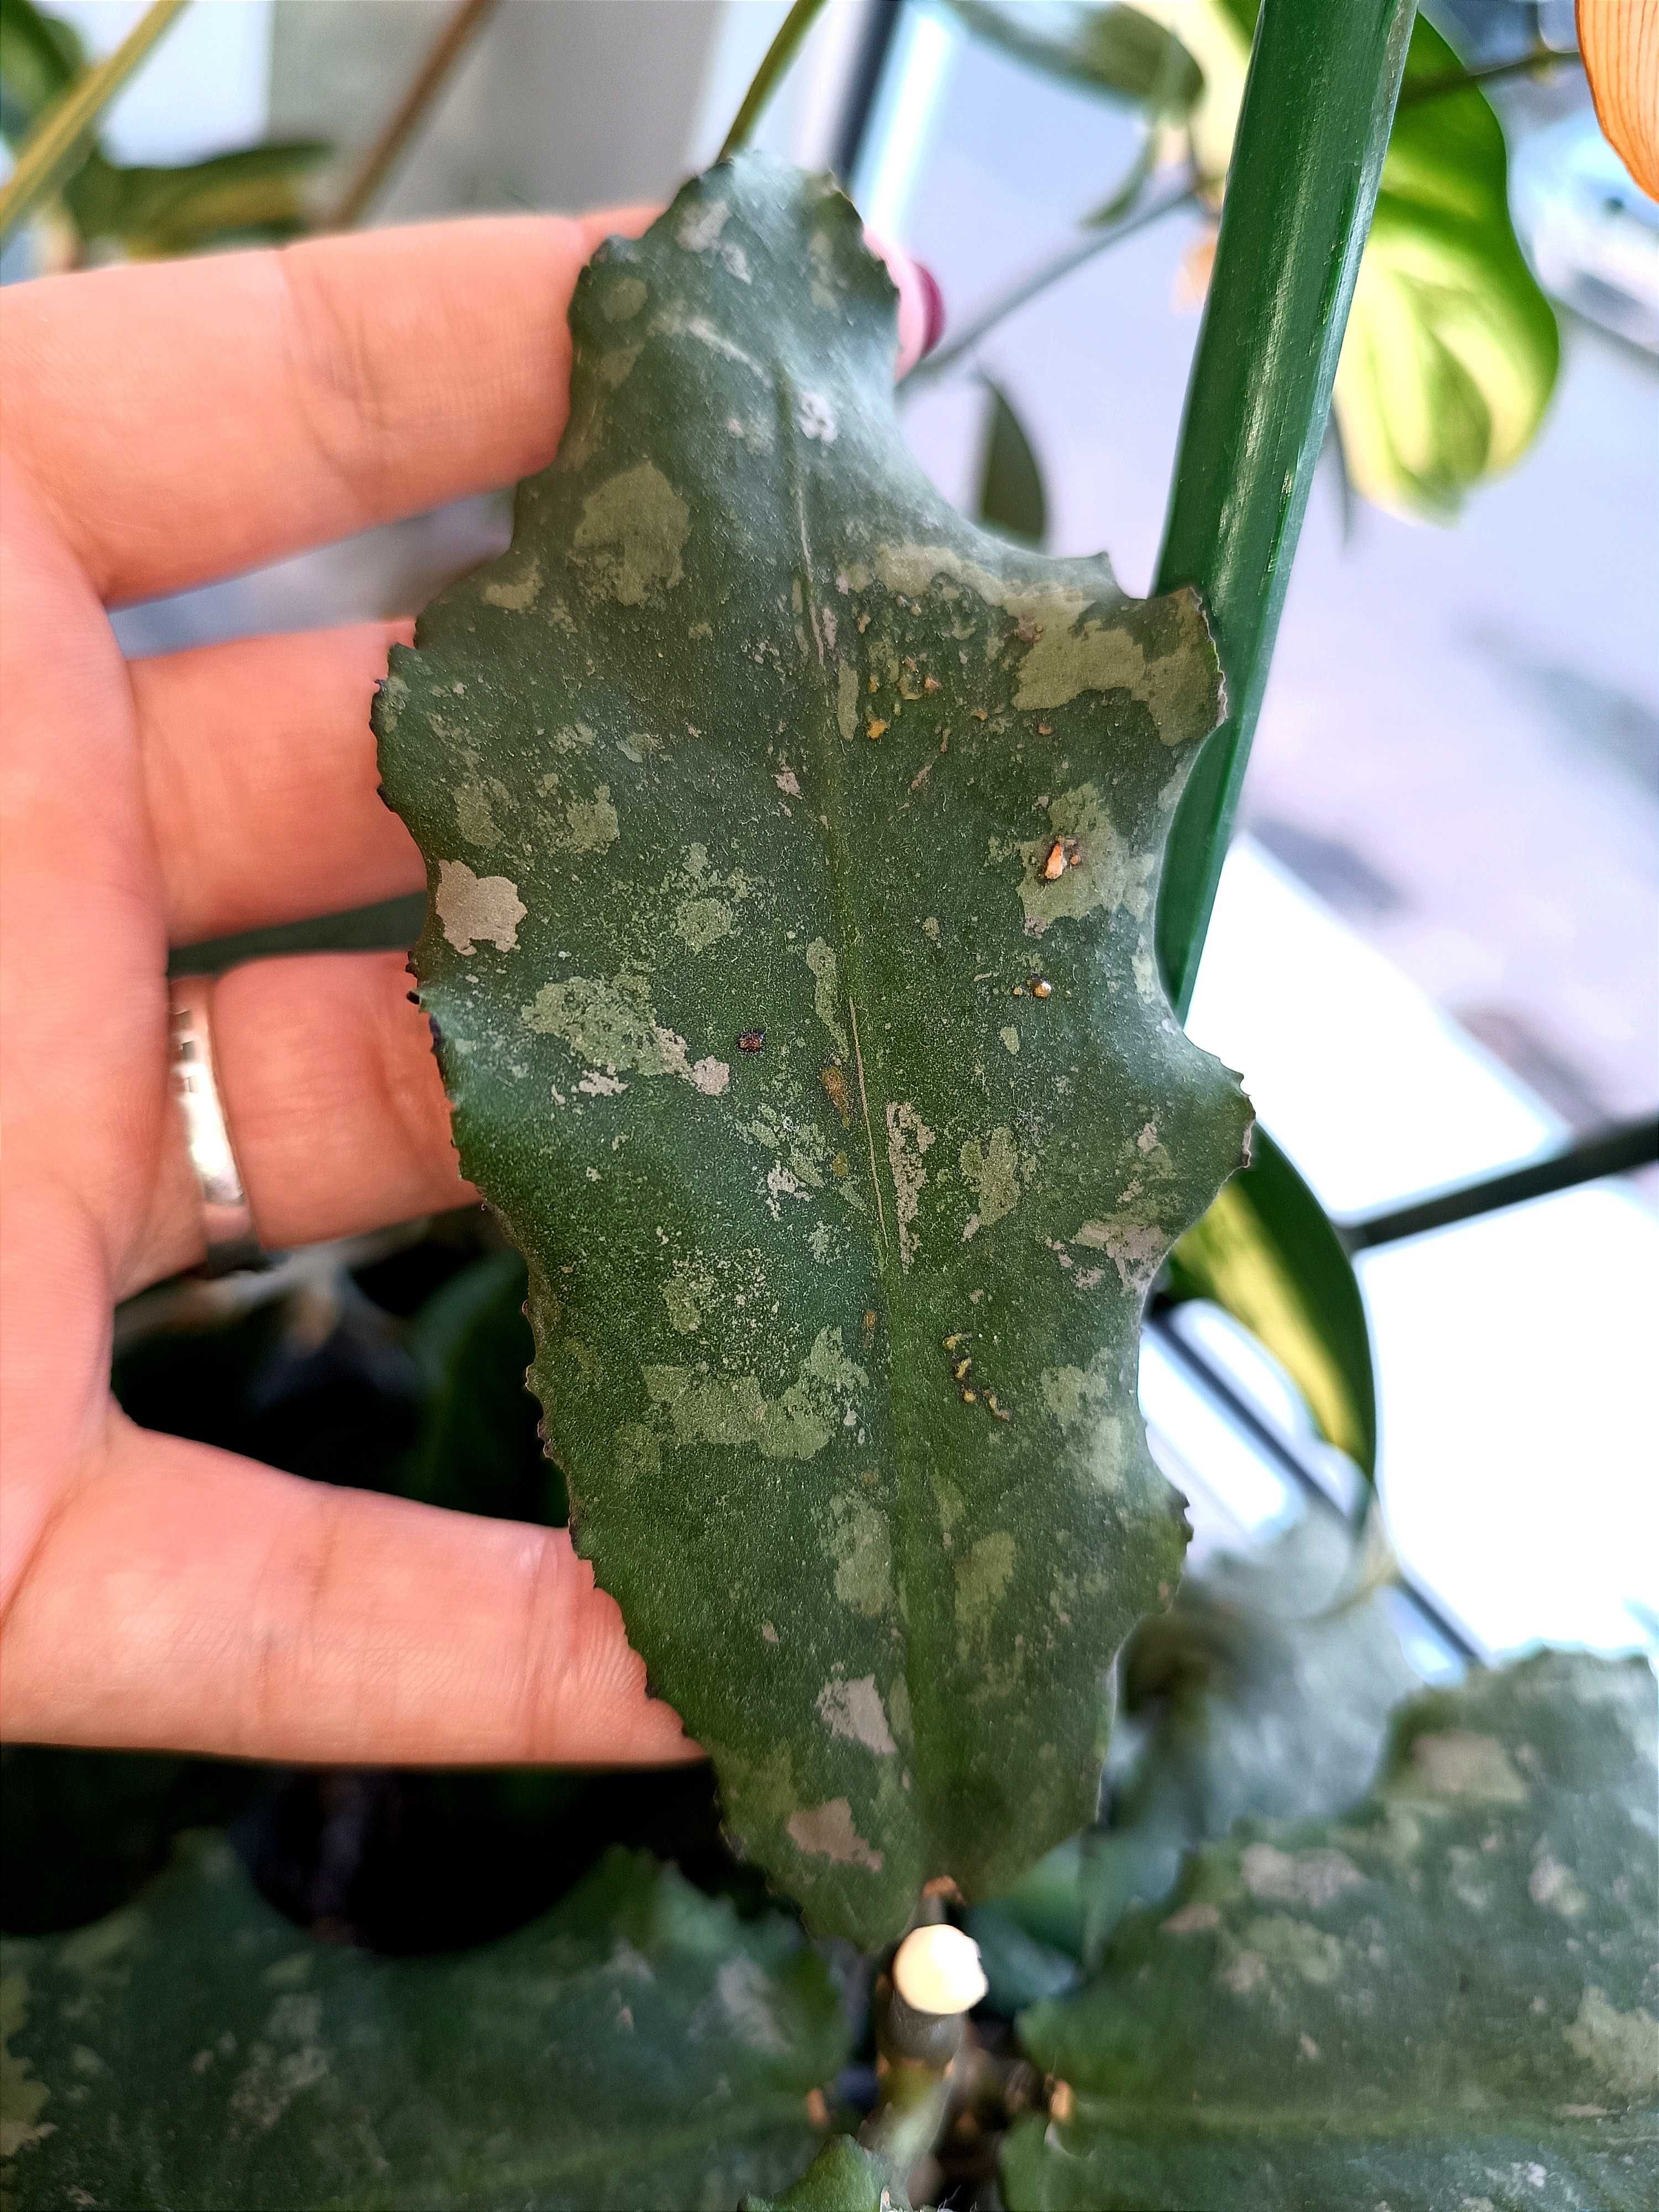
{"left": 168, "top": 974, "right": 267, "bottom": 1277}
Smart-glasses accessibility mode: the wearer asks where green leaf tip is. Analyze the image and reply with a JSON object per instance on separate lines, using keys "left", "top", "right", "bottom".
{"left": 744, "top": 2133, "right": 912, "bottom": 2211}
{"left": 376, "top": 152, "right": 1252, "bottom": 1948}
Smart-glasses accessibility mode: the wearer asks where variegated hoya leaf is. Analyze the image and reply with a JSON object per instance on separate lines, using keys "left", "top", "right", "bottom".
{"left": 1003, "top": 1651, "right": 1659, "bottom": 2210}
{"left": 0, "top": 1842, "right": 847, "bottom": 2209}
{"left": 375, "top": 153, "right": 1251, "bottom": 1948}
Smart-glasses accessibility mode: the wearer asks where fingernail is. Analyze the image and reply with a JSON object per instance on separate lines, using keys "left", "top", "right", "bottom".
{"left": 916, "top": 262, "right": 946, "bottom": 356}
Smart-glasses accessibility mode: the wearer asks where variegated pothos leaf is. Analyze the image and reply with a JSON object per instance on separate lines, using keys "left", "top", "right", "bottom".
{"left": 375, "top": 154, "right": 1251, "bottom": 1946}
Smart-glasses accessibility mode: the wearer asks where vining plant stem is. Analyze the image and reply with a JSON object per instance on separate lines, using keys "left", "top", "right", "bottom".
{"left": 0, "top": 0, "right": 189, "bottom": 248}
{"left": 1152, "top": 0, "right": 1420, "bottom": 1018}
{"left": 330, "top": 0, "right": 501, "bottom": 229}
{"left": 1401, "top": 45, "right": 1579, "bottom": 107}
{"left": 718, "top": 0, "right": 834, "bottom": 161}
{"left": 859, "top": 1989, "right": 965, "bottom": 2192}
{"left": 903, "top": 172, "right": 1202, "bottom": 389}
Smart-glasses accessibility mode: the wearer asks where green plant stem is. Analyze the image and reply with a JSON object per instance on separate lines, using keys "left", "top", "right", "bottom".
{"left": 859, "top": 1989, "right": 964, "bottom": 2188}
{"left": 329, "top": 0, "right": 500, "bottom": 228}
{"left": 718, "top": 0, "right": 833, "bottom": 161}
{"left": 0, "top": 0, "right": 188, "bottom": 248}
{"left": 1152, "top": 0, "right": 1418, "bottom": 1018}
{"left": 1400, "top": 45, "right": 1579, "bottom": 107}
{"left": 904, "top": 171, "right": 1199, "bottom": 388}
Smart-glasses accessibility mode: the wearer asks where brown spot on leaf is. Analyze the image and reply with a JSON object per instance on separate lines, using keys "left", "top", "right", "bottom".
{"left": 821, "top": 1064, "right": 851, "bottom": 1121}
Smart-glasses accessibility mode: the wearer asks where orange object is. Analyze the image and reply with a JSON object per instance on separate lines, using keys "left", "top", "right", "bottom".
{"left": 1579, "top": 0, "right": 1659, "bottom": 199}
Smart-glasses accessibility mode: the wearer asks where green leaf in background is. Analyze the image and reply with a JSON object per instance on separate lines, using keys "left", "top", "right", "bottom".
{"left": 1, "top": 0, "right": 330, "bottom": 262}
{"left": 397, "top": 1246, "right": 564, "bottom": 1523}
{"left": 375, "top": 152, "right": 1252, "bottom": 1947}
{"left": 1073, "top": 1515, "right": 1417, "bottom": 1953}
{"left": 942, "top": 1, "right": 1202, "bottom": 116}
{"left": 64, "top": 138, "right": 330, "bottom": 257}
{"left": 966, "top": 1516, "right": 1417, "bottom": 2001}
{"left": 0, "top": 1746, "right": 254, "bottom": 1938}
{"left": 745, "top": 2134, "right": 915, "bottom": 2211}
{"left": 0, "top": 0, "right": 79, "bottom": 145}
{"left": 1164, "top": 1125, "right": 1376, "bottom": 1480}
{"left": 1149, "top": 0, "right": 1559, "bottom": 520}
{"left": 1339, "top": 14, "right": 1561, "bottom": 519}
{"left": 967, "top": 1867, "right": 1088, "bottom": 2011}
{"left": 170, "top": 891, "right": 427, "bottom": 979}
{"left": 1003, "top": 1648, "right": 1659, "bottom": 2210}
{"left": 0, "top": 1843, "right": 848, "bottom": 2210}
{"left": 975, "top": 378, "right": 1048, "bottom": 546}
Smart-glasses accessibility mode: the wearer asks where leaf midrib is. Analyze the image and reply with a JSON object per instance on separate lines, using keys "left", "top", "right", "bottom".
{"left": 1050, "top": 2094, "right": 1653, "bottom": 2143}
{"left": 780, "top": 361, "right": 941, "bottom": 1883}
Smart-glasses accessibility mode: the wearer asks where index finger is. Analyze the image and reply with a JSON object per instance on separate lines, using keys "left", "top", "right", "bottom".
{"left": 2, "top": 211, "right": 639, "bottom": 607}
{"left": 3, "top": 206, "right": 936, "bottom": 608}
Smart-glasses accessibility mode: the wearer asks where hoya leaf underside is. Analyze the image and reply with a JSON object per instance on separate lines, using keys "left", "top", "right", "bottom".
{"left": 376, "top": 154, "right": 1250, "bottom": 1945}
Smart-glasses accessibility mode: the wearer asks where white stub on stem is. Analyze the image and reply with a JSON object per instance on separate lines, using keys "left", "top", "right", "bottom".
{"left": 891, "top": 1924, "right": 988, "bottom": 2016}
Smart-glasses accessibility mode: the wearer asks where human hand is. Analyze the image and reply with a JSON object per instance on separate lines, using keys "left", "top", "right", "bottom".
{"left": 0, "top": 207, "right": 938, "bottom": 1768}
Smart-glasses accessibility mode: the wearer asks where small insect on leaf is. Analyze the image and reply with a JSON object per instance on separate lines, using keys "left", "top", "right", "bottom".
{"left": 739, "top": 1030, "right": 766, "bottom": 1052}
{"left": 820, "top": 1064, "right": 851, "bottom": 1120}
{"left": 1043, "top": 841, "right": 1068, "bottom": 881}
{"left": 1032, "top": 978, "right": 1053, "bottom": 999}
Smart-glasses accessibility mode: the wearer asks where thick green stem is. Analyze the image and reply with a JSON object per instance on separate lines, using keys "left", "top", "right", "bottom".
{"left": 0, "top": 0, "right": 189, "bottom": 247}
{"left": 718, "top": 0, "right": 833, "bottom": 161}
{"left": 1152, "top": 0, "right": 1417, "bottom": 1017}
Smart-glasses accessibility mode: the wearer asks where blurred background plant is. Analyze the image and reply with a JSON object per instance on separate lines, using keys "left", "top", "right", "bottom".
{"left": 0, "top": 0, "right": 328, "bottom": 263}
